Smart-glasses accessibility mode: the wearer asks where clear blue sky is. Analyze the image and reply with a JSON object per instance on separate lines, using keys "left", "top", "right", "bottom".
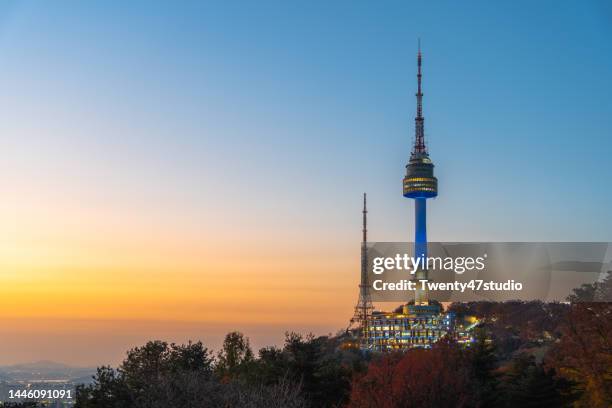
{"left": 1, "top": 0, "right": 611, "bottom": 244}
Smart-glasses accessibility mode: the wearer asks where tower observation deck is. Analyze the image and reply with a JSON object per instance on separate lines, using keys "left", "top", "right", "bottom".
{"left": 403, "top": 44, "right": 438, "bottom": 307}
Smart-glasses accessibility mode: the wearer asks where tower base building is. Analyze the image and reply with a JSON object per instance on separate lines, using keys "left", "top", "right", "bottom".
{"left": 364, "top": 304, "right": 451, "bottom": 351}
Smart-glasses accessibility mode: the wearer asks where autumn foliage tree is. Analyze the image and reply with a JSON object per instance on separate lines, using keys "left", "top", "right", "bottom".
{"left": 546, "top": 303, "right": 612, "bottom": 407}
{"left": 348, "top": 339, "right": 475, "bottom": 408}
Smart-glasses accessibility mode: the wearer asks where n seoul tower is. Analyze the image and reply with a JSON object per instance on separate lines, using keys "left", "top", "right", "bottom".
{"left": 403, "top": 43, "right": 438, "bottom": 306}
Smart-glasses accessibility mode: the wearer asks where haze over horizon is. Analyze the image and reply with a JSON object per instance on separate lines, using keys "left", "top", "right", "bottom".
{"left": 1, "top": 1, "right": 611, "bottom": 366}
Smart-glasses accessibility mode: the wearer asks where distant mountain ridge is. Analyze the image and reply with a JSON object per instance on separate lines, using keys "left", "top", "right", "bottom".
{"left": 0, "top": 360, "right": 96, "bottom": 383}
{"left": 2, "top": 360, "right": 73, "bottom": 371}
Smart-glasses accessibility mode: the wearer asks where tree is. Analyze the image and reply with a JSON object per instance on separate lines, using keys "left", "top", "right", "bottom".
{"left": 469, "top": 327, "right": 501, "bottom": 407}
{"left": 223, "top": 377, "right": 307, "bottom": 408}
{"left": 280, "top": 332, "right": 351, "bottom": 407}
{"left": 252, "top": 346, "right": 290, "bottom": 385}
{"left": 75, "top": 365, "right": 132, "bottom": 408}
{"left": 499, "top": 354, "right": 574, "bottom": 408}
{"left": 546, "top": 303, "right": 612, "bottom": 407}
{"left": 75, "top": 340, "right": 220, "bottom": 408}
{"left": 216, "top": 331, "right": 254, "bottom": 380}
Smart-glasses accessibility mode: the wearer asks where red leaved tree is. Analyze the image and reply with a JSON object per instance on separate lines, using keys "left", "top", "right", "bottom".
{"left": 348, "top": 340, "right": 474, "bottom": 408}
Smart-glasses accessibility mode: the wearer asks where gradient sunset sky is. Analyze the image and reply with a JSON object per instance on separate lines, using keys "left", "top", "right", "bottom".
{"left": 1, "top": 1, "right": 611, "bottom": 366}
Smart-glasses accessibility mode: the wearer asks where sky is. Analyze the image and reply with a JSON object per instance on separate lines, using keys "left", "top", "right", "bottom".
{"left": 0, "top": 1, "right": 611, "bottom": 366}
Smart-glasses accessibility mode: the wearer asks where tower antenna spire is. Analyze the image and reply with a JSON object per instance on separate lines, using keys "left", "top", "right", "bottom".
{"left": 414, "top": 40, "right": 426, "bottom": 154}
{"left": 362, "top": 193, "right": 367, "bottom": 243}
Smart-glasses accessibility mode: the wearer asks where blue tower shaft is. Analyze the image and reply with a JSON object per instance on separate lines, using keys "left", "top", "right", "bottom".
{"left": 414, "top": 197, "right": 429, "bottom": 305}
{"left": 414, "top": 198, "right": 427, "bottom": 260}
